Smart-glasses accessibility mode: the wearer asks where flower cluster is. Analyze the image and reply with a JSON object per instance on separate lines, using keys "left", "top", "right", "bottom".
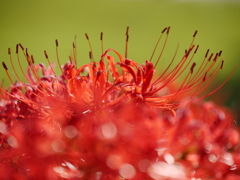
{"left": 0, "top": 27, "right": 239, "bottom": 179}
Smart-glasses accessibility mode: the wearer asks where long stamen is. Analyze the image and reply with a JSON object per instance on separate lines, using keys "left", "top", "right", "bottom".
{"left": 19, "top": 44, "right": 42, "bottom": 83}
{"left": 41, "top": 52, "right": 68, "bottom": 97}
{"left": 188, "top": 49, "right": 210, "bottom": 83}
{"left": 8, "top": 48, "right": 22, "bottom": 83}
{"left": 189, "top": 30, "right": 198, "bottom": 49}
{"left": 153, "top": 39, "right": 195, "bottom": 88}
{"left": 167, "top": 31, "right": 198, "bottom": 83}
{"left": 9, "top": 48, "right": 41, "bottom": 97}
{"left": 148, "top": 56, "right": 221, "bottom": 109}
{"left": 149, "top": 45, "right": 195, "bottom": 95}
{"left": 149, "top": 27, "right": 167, "bottom": 62}
{"left": 85, "top": 33, "right": 94, "bottom": 63}
{"left": 193, "top": 61, "right": 237, "bottom": 101}
{"left": 175, "top": 58, "right": 223, "bottom": 100}
{"left": 16, "top": 44, "right": 32, "bottom": 83}
{"left": 1, "top": 62, "right": 41, "bottom": 107}
{"left": 154, "top": 26, "right": 170, "bottom": 68}
{"left": 171, "top": 45, "right": 199, "bottom": 83}
{"left": 162, "top": 70, "right": 193, "bottom": 105}
{"left": 152, "top": 43, "right": 179, "bottom": 85}
{"left": 44, "top": 50, "right": 57, "bottom": 77}
{"left": 55, "top": 39, "right": 63, "bottom": 73}
{"left": 15, "top": 44, "right": 51, "bottom": 97}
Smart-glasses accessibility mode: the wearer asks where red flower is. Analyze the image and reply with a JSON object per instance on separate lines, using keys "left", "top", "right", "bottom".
{"left": 0, "top": 27, "right": 239, "bottom": 179}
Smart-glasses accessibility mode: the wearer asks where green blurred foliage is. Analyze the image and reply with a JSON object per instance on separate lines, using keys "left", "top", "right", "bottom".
{"left": 0, "top": 0, "right": 240, "bottom": 119}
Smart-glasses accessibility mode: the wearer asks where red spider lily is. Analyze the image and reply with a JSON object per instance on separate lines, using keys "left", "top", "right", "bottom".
{"left": 0, "top": 27, "right": 239, "bottom": 179}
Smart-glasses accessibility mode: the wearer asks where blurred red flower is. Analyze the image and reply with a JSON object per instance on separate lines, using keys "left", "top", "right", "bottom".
{"left": 0, "top": 27, "right": 239, "bottom": 179}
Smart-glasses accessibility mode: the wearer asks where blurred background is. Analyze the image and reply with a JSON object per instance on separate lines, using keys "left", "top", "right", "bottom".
{"left": 0, "top": 0, "right": 240, "bottom": 122}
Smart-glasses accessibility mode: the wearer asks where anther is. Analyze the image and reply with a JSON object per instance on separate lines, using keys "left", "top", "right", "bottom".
{"left": 193, "top": 30, "right": 198, "bottom": 37}
{"left": 44, "top": 50, "right": 48, "bottom": 59}
{"left": 16, "top": 44, "right": 19, "bottom": 54}
{"left": 213, "top": 53, "right": 219, "bottom": 62}
{"left": 55, "top": 39, "right": 59, "bottom": 47}
{"left": 220, "top": 60, "right": 224, "bottom": 69}
{"left": 167, "top": 26, "right": 170, "bottom": 34}
{"left": 85, "top": 33, "right": 89, "bottom": 40}
{"left": 19, "top": 43, "right": 24, "bottom": 50}
{"left": 190, "top": 45, "right": 195, "bottom": 51}
{"left": 2, "top": 62, "right": 8, "bottom": 70}
{"left": 126, "top": 26, "right": 129, "bottom": 35}
{"left": 208, "top": 53, "right": 213, "bottom": 62}
{"left": 205, "top": 49, "right": 210, "bottom": 58}
{"left": 194, "top": 45, "right": 199, "bottom": 54}
{"left": 218, "top": 50, "right": 222, "bottom": 57}
{"left": 203, "top": 72, "right": 207, "bottom": 81}
{"left": 190, "top": 62, "right": 196, "bottom": 74}
{"left": 26, "top": 48, "right": 29, "bottom": 58}
{"left": 8, "top": 48, "right": 11, "bottom": 55}
{"left": 161, "top": 27, "right": 167, "bottom": 33}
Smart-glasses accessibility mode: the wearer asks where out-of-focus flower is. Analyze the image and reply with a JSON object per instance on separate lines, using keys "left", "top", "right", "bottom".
{"left": 0, "top": 27, "right": 239, "bottom": 179}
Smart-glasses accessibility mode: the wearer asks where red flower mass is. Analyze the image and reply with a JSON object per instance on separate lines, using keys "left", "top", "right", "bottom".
{"left": 0, "top": 27, "right": 240, "bottom": 179}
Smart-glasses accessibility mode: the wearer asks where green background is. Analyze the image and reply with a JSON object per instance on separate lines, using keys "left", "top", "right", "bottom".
{"left": 0, "top": 0, "right": 240, "bottom": 121}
